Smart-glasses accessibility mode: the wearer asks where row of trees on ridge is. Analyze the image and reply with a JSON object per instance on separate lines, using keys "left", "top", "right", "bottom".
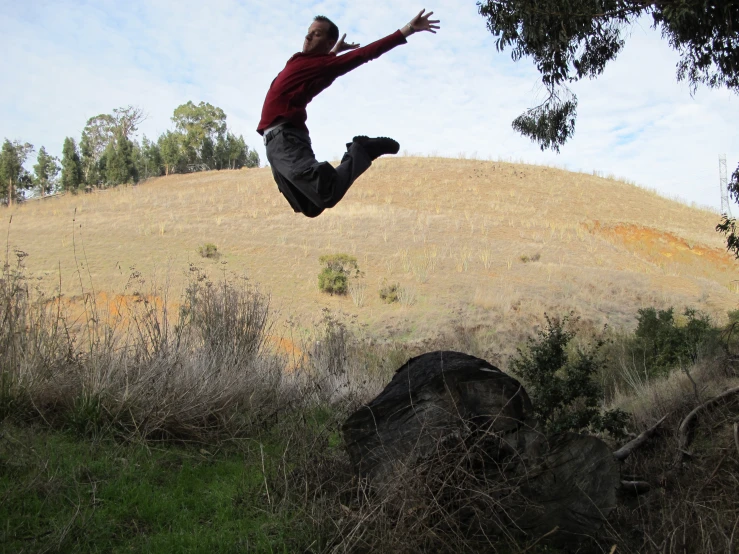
{"left": 0, "top": 102, "right": 260, "bottom": 205}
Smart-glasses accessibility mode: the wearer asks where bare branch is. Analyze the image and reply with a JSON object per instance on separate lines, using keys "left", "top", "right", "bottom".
{"left": 674, "top": 386, "right": 739, "bottom": 466}
{"left": 613, "top": 413, "right": 669, "bottom": 461}
{"left": 619, "top": 480, "right": 651, "bottom": 495}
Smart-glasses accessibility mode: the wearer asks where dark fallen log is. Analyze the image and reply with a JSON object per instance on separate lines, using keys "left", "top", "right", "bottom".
{"left": 342, "top": 351, "right": 621, "bottom": 538}
{"left": 613, "top": 413, "right": 669, "bottom": 462}
{"left": 674, "top": 386, "right": 739, "bottom": 466}
{"left": 343, "top": 351, "right": 532, "bottom": 487}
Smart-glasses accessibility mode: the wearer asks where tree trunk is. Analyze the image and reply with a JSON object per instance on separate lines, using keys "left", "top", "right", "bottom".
{"left": 8, "top": 178, "right": 13, "bottom": 207}
{"left": 343, "top": 351, "right": 621, "bottom": 540}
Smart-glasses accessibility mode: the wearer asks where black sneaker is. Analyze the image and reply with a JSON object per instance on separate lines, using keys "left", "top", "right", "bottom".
{"left": 351, "top": 136, "right": 400, "bottom": 160}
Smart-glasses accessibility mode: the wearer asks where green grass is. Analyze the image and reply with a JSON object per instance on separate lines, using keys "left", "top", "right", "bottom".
{"left": 0, "top": 422, "right": 318, "bottom": 553}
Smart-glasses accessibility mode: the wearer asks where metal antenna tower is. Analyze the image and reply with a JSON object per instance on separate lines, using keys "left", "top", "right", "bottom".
{"left": 719, "top": 154, "right": 733, "bottom": 217}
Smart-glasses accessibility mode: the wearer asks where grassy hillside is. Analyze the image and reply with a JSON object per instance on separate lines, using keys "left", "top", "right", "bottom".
{"left": 2, "top": 158, "right": 738, "bottom": 553}
{"left": 5, "top": 156, "right": 736, "bottom": 350}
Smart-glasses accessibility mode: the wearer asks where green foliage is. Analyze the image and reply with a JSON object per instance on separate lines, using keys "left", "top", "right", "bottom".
{"left": 633, "top": 307, "right": 715, "bottom": 375}
{"left": 317, "top": 254, "right": 361, "bottom": 295}
{"left": 135, "top": 135, "right": 164, "bottom": 179}
{"left": 477, "top": 0, "right": 739, "bottom": 151}
{"left": 0, "top": 424, "right": 320, "bottom": 553}
{"left": 60, "top": 137, "right": 83, "bottom": 192}
{"left": 103, "top": 132, "right": 138, "bottom": 186}
{"left": 512, "top": 98, "right": 578, "bottom": 153}
{"left": 510, "top": 314, "right": 627, "bottom": 437}
{"left": 79, "top": 107, "right": 144, "bottom": 186}
{"left": 378, "top": 281, "right": 400, "bottom": 303}
{"left": 80, "top": 113, "right": 115, "bottom": 186}
{"left": 716, "top": 164, "right": 739, "bottom": 258}
{"left": 215, "top": 133, "right": 260, "bottom": 170}
{"left": 198, "top": 243, "right": 220, "bottom": 259}
{"left": 0, "top": 139, "right": 34, "bottom": 204}
{"left": 32, "top": 146, "right": 60, "bottom": 196}
{"left": 158, "top": 130, "right": 185, "bottom": 175}
{"left": 172, "top": 101, "right": 227, "bottom": 166}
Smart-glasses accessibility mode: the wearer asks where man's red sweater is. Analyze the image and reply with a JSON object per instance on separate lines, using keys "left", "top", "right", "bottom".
{"left": 257, "top": 30, "right": 407, "bottom": 135}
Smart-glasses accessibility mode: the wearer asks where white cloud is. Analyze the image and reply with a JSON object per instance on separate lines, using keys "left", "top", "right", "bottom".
{"left": 1, "top": 0, "right": 736, "bottom": 210}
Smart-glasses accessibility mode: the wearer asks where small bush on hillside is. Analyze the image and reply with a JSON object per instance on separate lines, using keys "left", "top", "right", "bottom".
{"left": 378, "top": 281, "right": 400, "bottom": 303}
{"left": 519, "top": 252, "right": 540, "bottom": 263}
{"left": 510, "top": 314, "right": 627, "bottom": 437}
{"left": 634, "top": 307, "right": 716, "bottom": 376}
{"left": 198, "top": 243, "right": 220, "bottom": 259}
{"left": 317, "top": 254, "right": 361, "bottom": 295}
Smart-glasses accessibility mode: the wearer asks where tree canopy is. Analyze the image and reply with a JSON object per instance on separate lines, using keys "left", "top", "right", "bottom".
{"left": 0, "top": 140, "right": 34, "bottom": 206}
{"left": 2, "top": 100, "right": 259, "bottom": 206}
{"left": 477, "top": 0, "right": 739, "bottom": 152}
{"left": 32, "top": 146, "right": 60, "bottom": 197}
{"left": 60, "top": 137, "right": 83, "bottom": 193}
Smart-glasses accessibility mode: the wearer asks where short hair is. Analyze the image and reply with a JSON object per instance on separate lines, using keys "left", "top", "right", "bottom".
{"left": 313, "top": 15, "right": 339, "bottom": 42}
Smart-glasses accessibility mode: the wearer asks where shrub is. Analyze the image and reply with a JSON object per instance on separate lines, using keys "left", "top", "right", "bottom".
{"left": 519, "top": 253, "right": 540, "bottom": 263}
{"left": 378, "top": 281, "right": 400, "bottom": 304}
{"left": 317, "top": 254, "right": 361, "bottom": 295}
{"left": 634, "top": 307, "right": 716, "bottom": 375}
{"left": 198, "top": 243, "right": 219, "bottom": 259}
{"left": 510, "top": 314, "right": 627, "bottom": 437}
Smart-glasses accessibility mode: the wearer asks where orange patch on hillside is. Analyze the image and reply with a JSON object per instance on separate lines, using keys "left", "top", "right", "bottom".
{"left": 593, "top": 223, "right": 734, "bottom": 270}
{"left": 48, "top": 292, "right": 306, "bottom": 368}
{"left": 267, "top": 336, "right": 307, "bottom": 371}
{"left": 55, "top": 292, "right": 171, "bottom": 326}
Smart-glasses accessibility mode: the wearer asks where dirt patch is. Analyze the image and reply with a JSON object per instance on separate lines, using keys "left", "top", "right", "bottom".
{"left": 593, "top": 222, "right": 735, "bottom": 276}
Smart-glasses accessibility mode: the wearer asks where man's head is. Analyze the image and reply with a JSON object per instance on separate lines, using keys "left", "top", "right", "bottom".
{"left": 303, "top": 15, "right": 339, "bottom": 55}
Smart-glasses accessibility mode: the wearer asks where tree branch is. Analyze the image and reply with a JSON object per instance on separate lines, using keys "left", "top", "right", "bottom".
{"left": 674, "top": 386, "right": 739, "bottom": 466}
{"left": 613, "top": 413, "right": 669, "bottom": 461}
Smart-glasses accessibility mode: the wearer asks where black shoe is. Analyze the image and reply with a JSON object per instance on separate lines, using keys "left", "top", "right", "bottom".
{"left": 351, "top": 136, "right": 400, "bottom": 160}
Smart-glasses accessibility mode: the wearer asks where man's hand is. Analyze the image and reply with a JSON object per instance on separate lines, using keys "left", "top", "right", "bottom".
{"left": 330, "top": 34, "right": 360, "bottom": 54}
{"left": 401, "top": 9, "right": 440, "bottom": 37}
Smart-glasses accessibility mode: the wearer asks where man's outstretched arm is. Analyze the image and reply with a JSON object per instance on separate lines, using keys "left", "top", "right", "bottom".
{"left": 327, "top": 9, "right": 440, "bottom": 76}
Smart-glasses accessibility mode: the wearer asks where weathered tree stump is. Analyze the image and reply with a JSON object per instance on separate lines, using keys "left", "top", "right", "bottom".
{"left": 342, "top": 350, "right": 620, "bottom": 538}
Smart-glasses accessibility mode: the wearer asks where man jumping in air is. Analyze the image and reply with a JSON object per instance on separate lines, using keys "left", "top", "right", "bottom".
{"left": 257, "top": 9, "right": 440, "bottom": 218}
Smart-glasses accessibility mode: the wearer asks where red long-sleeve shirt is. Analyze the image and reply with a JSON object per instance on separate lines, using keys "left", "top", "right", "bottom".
{"left": 257, "top": 30, "right": 407, "bottom": 134}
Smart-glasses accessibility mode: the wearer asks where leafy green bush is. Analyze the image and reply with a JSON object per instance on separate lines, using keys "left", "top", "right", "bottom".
{"left": 317, "top": 254, "right": 361, "bottom": 295}
{"left": 198, "top": 243, "right": 219, "bottom": 259}
{"left": 378, "top": 281, "right": 400, "bottom": 304}
{"left": 634, "top": 307, "right": 715, "bottom": 375}
{"left": 510, "top": 314, "right": 627, "bottom": 437}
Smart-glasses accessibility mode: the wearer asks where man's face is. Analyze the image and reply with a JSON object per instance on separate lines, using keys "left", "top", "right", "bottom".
{"left": 302, "top": 21, "right": 335, "bottom": 54}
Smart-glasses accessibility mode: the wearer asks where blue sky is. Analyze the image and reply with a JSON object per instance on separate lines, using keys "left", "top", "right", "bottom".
{"left": 2, "top": 0, "right": 738, "bottom": 211}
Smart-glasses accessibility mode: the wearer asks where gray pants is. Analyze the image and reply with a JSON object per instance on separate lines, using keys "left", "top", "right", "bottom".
{"left": 265, "top": 126, "right": 371, "bottom": 218}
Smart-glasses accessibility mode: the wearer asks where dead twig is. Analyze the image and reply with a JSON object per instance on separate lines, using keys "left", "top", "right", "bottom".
{"left": 734, "top": 422, "right": 739, "bottom": 459}
{"left": 674, "top": 386, "right": 739, "bottom": 467}
{"left": 619, "top": 480, "right": 651, "bottom": 495}
{"left": 613, "top": 413, "right": 669, "bottom": 462}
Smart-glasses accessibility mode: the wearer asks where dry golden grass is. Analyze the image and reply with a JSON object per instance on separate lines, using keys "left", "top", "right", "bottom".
{"left": 6, "top": 157, "right": 736, "bottom": 345}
